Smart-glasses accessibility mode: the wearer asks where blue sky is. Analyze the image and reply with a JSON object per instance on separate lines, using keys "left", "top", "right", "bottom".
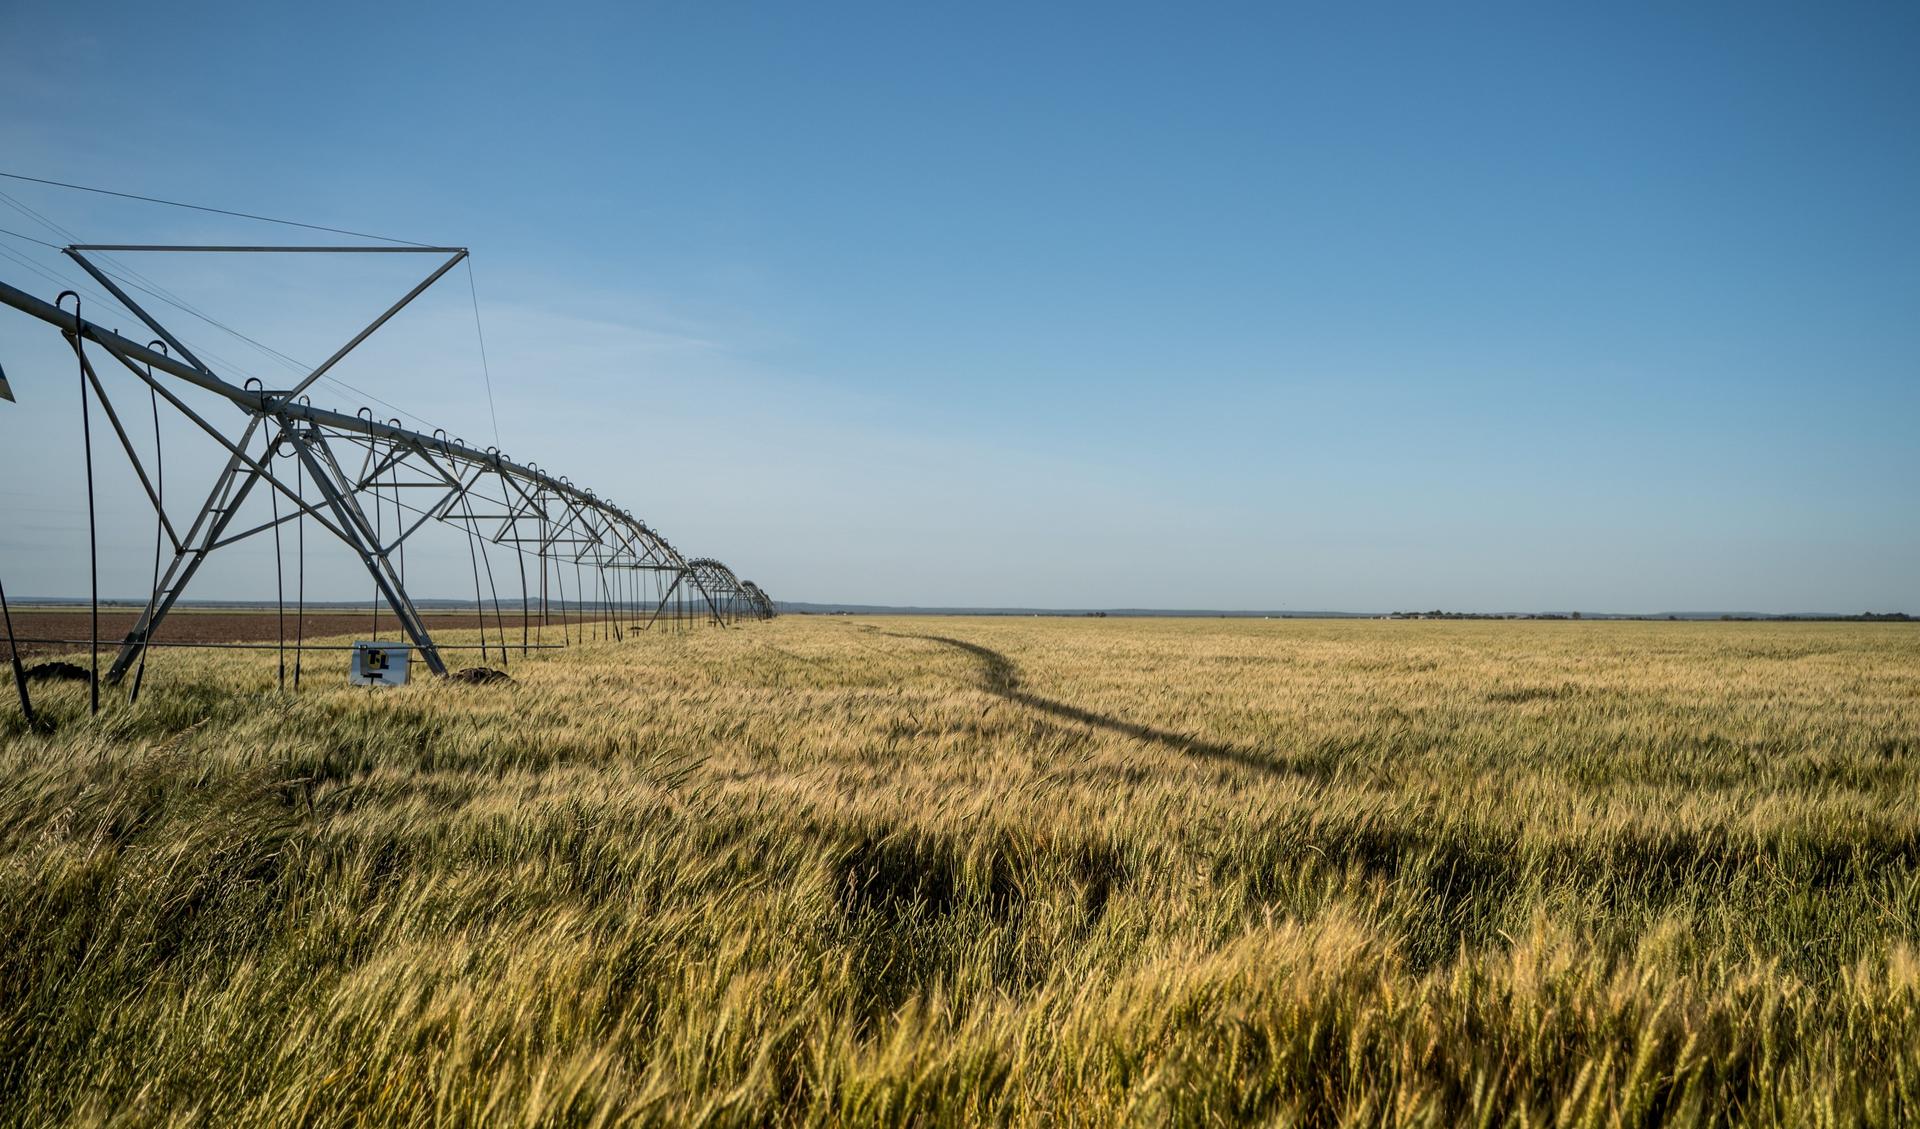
{"left": 1, "top": 1, "right": 1915, "bottom": 612}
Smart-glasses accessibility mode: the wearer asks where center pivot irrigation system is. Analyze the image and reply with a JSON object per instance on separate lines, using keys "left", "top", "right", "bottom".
{"left": 0, "top": 240, "right": 774, "bottom": 715}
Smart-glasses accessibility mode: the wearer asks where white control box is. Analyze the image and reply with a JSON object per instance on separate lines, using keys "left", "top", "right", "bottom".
{"left": 349, "top": 641, "right": 411, "bottom": 686}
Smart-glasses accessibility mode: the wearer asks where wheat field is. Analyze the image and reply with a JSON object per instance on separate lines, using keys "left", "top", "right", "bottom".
{"left": 3, "top": 615, "right": 1918, "bottom": 1126}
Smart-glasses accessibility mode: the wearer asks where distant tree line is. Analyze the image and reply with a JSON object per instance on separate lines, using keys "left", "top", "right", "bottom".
{"left": 1389, "top": 611, "right": 1911, "bottom": 622}
{"left": 1389, "top": 611, "right": 1578, "bottom": 620}
{"left": 1715, "top": 612, "right": 1913, "bottom": 622}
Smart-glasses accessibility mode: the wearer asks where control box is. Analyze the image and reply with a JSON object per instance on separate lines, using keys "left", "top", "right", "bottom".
{"left": 349, "top": 641, "right": 411, "bottom": 686}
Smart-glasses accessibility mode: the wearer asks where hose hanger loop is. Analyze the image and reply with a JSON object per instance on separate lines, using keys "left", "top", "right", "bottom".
{"left": 144, "top": 339, "right": 169, "bottom": 389}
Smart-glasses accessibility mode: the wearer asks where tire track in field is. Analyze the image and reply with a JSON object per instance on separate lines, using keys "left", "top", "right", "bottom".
{"left": 858, "top": 624, "right": 1295, "bottom": 779}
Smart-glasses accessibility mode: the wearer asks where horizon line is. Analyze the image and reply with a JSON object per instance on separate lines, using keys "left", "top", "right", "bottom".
{"left": 6, "top": 596, "right": 1911, "bottom": 621}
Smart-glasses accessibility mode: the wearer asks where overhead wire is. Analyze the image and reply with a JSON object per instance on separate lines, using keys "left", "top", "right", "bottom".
{"left": 1, "top": 186, "right": 302, "bottom": 375}
{"left": 0, "top": 190, "right": 80, "bottom": 244}
{"left": 0, "top": 222, "right": 61, "bottom": 250}
{"left": 82, "top": 258, "right": 442, "bottom": 431}
{"left": 0, "top": 170, "right": 430, "bottom": 246}
{"left": 4, "top": 177, "right": 511, "bottom": 489}
{"left": 0, "top": 235, "right": 279, "bottom": 385}
{"left": 0, "top": 229, "right": 292, "bottom": 397}
{"left": 3, "top": 175, "right": 509, "bottom": 444}
{"left": 0, "top": 240, "right": 87, "bottom": 293}
{"left": 0, "top": 187, "right": 217, "bottom": 314}
{"left": 0, "top": 176, "right": 736, "bottom": 680}
{"left": 1, "top": 193, "right": 444, "bottom": 433}
{"left": 465, "top": 258, "right": 501, "bottom": 446}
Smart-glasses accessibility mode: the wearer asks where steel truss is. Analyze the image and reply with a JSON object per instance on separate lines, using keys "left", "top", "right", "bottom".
{"left": 684, "top": 559, "right": 775, "bottom": 624}
{"left": 0, "top": 244, "right": 773, "bottom": 686}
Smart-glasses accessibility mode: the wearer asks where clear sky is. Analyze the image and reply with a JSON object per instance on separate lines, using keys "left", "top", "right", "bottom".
{"left": 1, "top": 1, "right": 1915, "bottom": 613}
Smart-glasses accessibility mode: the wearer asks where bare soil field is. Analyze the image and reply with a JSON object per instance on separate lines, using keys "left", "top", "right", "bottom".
{"left": 4, "top": 608, "right": 602, "bottom": 659}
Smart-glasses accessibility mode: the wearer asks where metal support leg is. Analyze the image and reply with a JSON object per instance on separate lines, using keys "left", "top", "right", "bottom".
{"left": 105, "top": 421, "right": 267, "bottom": 684}
{"left": 289, "top": 430, "right": 449, "bottom": 676}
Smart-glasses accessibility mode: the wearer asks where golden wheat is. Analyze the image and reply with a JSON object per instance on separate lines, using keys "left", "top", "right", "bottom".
{"left": 2, "top": 616, "right": 1917, "bottom": 1126}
